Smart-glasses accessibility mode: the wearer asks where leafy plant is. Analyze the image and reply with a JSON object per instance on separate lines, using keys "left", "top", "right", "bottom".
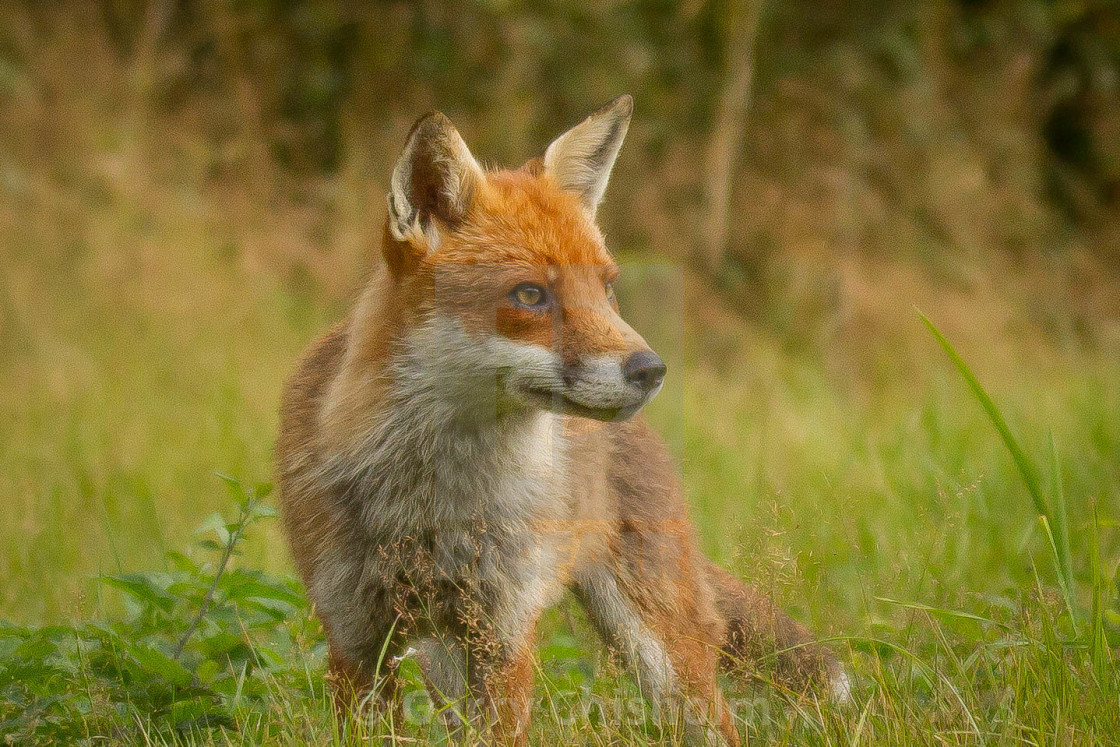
{"left": 0, "top": 475, "right": 325, "bottom": 745}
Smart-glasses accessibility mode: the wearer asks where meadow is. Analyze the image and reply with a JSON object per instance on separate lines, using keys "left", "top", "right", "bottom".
{"left": 2, "top": 3, "right": 1120, "bottom": 743}
{"left": 2, "top": 178, "right": 1118, "bottom": 743}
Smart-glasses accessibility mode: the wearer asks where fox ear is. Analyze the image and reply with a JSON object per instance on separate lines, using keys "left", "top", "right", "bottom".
{"left": 387, "top": 111, "right": 483, "bottom": 254}
{"left": 543, "top": 94, "right": 633, "bottom": 217}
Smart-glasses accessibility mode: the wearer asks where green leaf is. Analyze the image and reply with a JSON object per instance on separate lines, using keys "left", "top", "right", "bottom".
{"left": 219, "top": 576, "right": 303, "bottom": 607}
{"left": 214, "top": 472, "right": 250, "bottom": 508}
{"left": 238, "top": 597, "right": 296, "bottom": 621}
{"left": 166, "top": 551, "right": 200, "bottom": 574}
{"left": 100, "top": 574, "right": 177, "bottom": 613}
{"left": 124, "top": 641, "right": 193, "bottom": 687}
{"left": 213, "top": 472, "right": 241, "bottom": 490}
{"left": 249, "top": 502, "right": 278, "bottom": 519}
{"left": 195, "top": 659, "right": 220, "bottom": 685}
{"left": 195, "top": 631, "right": 245, "bottom": 658}
{"left": 194, "top": 513, "right": 231, "bottom": 546}
{"left": 12, "top": 637, "right": 57, "bottom": 661}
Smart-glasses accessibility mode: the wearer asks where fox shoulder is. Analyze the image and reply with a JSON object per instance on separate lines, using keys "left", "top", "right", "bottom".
{"left": 277, "top": 321, "right": 348, "bottom": 478}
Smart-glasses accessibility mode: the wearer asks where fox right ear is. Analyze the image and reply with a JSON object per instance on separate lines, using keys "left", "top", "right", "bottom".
{"left": 385, "top": 112, "right": 483, "bottom": 268}
{"left": 543, "top": 94, "right": 633, "bottom": 217}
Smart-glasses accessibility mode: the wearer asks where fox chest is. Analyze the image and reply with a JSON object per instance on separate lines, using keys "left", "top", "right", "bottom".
{"left": 327, "top": 412, "right": 573, "bottom": 589}
{"left": 358, "top": 416, "right": 567, "bottom": 524}
{"left": 314, "top": 419, "right": 571, "bottom": 637}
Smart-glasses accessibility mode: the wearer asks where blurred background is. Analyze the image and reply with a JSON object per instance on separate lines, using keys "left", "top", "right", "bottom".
{"left": 1, "top": 0, "right": 1118, "bottom": 632}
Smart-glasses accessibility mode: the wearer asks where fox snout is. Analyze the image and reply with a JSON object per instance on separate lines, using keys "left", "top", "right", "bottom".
{"left": 520, "top": 345, "right": 665, "bottom": 423}
{"left": 621, "top": 351, "right": 667, "bottom": 392}
{"left": 562, "top": 350, "right": 666, "bottom": 395}
{"left": 527, "top": 277, "right": 667, "bottom": 421}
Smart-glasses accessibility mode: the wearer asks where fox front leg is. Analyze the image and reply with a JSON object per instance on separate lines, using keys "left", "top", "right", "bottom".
{"left": 461, "top": 633, "right": 536, "bottom": 746}
{"left": 575, "top": 563, "right": 741, "bottom": 746}
{"left": 445, "top": 529, "right": 565, "bottom": 745}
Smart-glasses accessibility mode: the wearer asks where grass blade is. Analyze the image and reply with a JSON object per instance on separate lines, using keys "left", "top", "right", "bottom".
{"left": 875, "top": 596, "right": 1011, "bottom": 630}
{"left": 1089, "top": 499, "right": 1110, "bottom": 682}
{"left": 917, "top": 310, "right": 1048, "bottom": 517}
{"left": 1048, "top": 434, "right": 1076, "bottom": 624}
{"left": 919, "top": 310, "right": 1080, "bottom": 628}
{"left": 1038, "top": 515, "right": 1077, "bottom": 628}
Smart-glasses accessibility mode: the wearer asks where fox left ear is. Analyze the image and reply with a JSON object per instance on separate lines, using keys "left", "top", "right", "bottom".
{"left": 387, "top": 111, "right": 484, "bottom": 254}
{"left": 543, "top": 94, "right": 633, "bottom": 217}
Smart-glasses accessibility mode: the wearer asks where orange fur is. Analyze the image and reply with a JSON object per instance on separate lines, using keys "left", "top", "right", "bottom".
{"left": 277, "top": 98, "right": 840, "bottom": 745}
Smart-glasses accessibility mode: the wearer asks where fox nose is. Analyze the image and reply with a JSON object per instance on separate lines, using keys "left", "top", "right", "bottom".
{"left": 623, "top": 351, "right": 667, "bottom": 392}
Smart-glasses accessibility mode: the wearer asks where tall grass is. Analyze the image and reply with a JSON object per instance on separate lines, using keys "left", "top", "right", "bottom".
{"left": 922, "top": 308, "right": 1118, "bottom": 682}
{"left": 918, "top": 310, "right": 1078, "bottom": 626}
{"left": 2, "top": 479, "right": 1118, "bottom": 744}
{"left": 2, "top": 294, "right": 1117, "bottom": 744}
{"left": 1, "top": 7, "right": 1118, "bottom": 743}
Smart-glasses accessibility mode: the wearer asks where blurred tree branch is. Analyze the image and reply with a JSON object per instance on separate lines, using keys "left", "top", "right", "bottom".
{"left": 701, "top": 0, "right": 764, "bottom": 273}
{"left": 126, "top": 0, "right": 174, "bottom": 144}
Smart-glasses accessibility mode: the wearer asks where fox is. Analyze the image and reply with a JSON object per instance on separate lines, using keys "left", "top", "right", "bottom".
{"left": 277, "top": 95, "right": 846, "bottom": 745}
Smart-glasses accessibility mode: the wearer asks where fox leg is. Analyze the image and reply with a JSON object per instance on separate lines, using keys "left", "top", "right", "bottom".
{"left": 320, "top": 592, "right": 410, "bottom": 732}
{"left": 326, "top": 638, "right": 405, "bottom": 731}
{"left": 327, "top": 644, "right": 374, "bottom": 721}
{"left": 433, "top": 546, "right": 558, "bottom": 744}
{"left": 575, "top": 563, "right": 740, "bottom": 746}
{"left": 704, "top": 561, "right": 849, "bottom": 700}
{"left": 412, "top": 635, "right": 469, "bottom": 730}
{"left": 437, "top": 588, "right": 539, "bottom": 746}
{"left": 413, "top": 628, "right": 533, "bottom": 745}
{"left": 461, "top": 634, "right": 536, "bottom": 747}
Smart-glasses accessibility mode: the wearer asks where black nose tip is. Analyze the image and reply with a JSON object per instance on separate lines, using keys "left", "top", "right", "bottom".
{"left": 623, "top": 351, "right": 667, "bottom": 392}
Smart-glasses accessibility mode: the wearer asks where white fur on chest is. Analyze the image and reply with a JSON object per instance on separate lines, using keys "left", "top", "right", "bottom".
{"left": 308, "top": 315, "right": 575, "bottom": 656}
{"left": 364, "top": 406, "right": 566, "bottom": 535}
{"left": 334, "top": 314, "right": 571, "bottom": 536}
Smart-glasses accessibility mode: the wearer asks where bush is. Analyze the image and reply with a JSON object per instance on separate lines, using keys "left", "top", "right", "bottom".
{"left": 0, "top": 477, "right": 325, "bottom": 745}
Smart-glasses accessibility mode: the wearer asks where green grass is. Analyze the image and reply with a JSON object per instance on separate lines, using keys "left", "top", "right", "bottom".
{"left": 1, "top": 6, "right": 1117, "bottom": 738}
{"left": 2, "top": 209, "right": 1119, "bottom": 743}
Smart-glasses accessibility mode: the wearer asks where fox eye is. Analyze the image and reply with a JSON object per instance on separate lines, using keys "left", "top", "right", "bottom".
{"left": 605, "top": 282, "right": 616, "bottom": 304}
{"left": 510, "top": 283, "right": 549, "bottom": 309}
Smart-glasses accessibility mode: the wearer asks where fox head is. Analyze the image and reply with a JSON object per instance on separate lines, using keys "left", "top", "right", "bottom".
{"left": 381, "top": 95, "right": 664, "bottom": 423}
